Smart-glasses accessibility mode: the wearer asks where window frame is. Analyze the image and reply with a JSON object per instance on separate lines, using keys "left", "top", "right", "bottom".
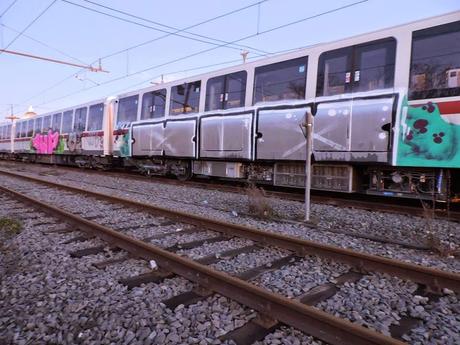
{"left": 316, "top": 37, "right": 396, "bottom": 97}
{"left": 73, "top": 107, "right": 88, "bottom": 132}
{"left": 15, "top": 122, "right": 22, "bottom": 138}
{"left": 253, "top": 56, "right": 308, "bottom": 105}
{"left": 42, "top": 115, "right": 52, "bottom": 132}
{"left": 117, "top": 95, "right": 139, "bottom": 126}
{"left": 141, "top": 89, "right": 167, "bottom": 120}
{"left": 62, "top": 110, "right": 74, "bottom": 134}
{"left": 27, "top": 119, "right": 34, "bottom": 137}
{"left": 169, "top": 81, "right": 201, "bottom": 115}
{"left": 52, "top": 113, "right": 62, "bottom": 132}
{"left": 409, "top": 20, "right": 460, "bottom": 100}
{"left": 205, "top": 71, "right": 247, "bottom": 111}
{"left": 87, "top": 103, "right": 104, "bottom": 131}
{"left": 34, "top": 117, "right": 43, "bottom": 135}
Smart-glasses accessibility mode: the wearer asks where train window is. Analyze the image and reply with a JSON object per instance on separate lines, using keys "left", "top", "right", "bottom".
{"left": 62, "top": 110, "right": 73, "bottom": 133}
{"left": 317, "top": 38, "right": 396, "bottom": 96}
{"left": 409, "top": 21, "right": 460, "bottom": 100}
{"left": 42, "top": 116, "right": 51, "bottom": 132}
{"left": 87, "top": 103, "right": 104, "bottom": 131}
{"left": 74, "top": 107, "right": 87, "bottom": 132}
{"left": 170, "top": 81, "right": 201, "bottom": 115}
{"left": 206, "top": 71, "right": 247, "bottom": 111}
{"left": 52, "top": 113, "right": 62, "bottom": 132}
{"left": 353, "top": 39, "right": 396, "bottom": 93}
{"left": 26, "top": 119, "right": 34, "bottom": 137}
{"left": 253, "top": 57, "right": 307, "bottom": 104}
{"left": 141, "top": 89, "right": 166, "bottom": 119}
{"left": 117, "top": 95, "right": 139, "bottom": 125}
{"left": 34, "top": 117, "right": 42, "bottom": 135}
{"left": 15, "top": 122, "right": 21, "bottom": 138}
{"left": 317, "top": 48, "right": 351, "bottom": 96}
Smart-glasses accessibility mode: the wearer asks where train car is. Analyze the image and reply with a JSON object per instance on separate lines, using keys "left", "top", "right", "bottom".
{"left": 1, "top": 11, "right": 459, "bottom": 202}
{"left": 128, "top": 11, "right": 460, "bottom": 201}
{"left": 0, "top": 98, "right": 116, "bottom": 168}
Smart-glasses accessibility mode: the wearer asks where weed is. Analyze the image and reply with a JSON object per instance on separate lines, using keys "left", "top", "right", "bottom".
{"left": 418, "top": 195, "right": 459, "bottom": 257}
{"left": 246, "top": 184, "right": 276, "bottom": 219}
{"left": 0, "top": 217, "right": 22, "bottom": 235}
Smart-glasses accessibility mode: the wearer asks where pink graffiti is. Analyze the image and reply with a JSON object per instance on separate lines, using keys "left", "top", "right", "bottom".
{"left": 32, "top": 130, "right": 60, "bottom": 154}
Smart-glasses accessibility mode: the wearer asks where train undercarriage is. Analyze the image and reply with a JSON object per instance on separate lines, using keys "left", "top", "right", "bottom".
{"left": 130, "top": 157, "right": 459, "bottom": 203}
{"left": 1, "top": 152, "right": 458, "bottom": 203}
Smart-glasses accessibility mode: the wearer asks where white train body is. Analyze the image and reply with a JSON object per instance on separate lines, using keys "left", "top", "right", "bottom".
{"left": 1, "top": 11, "right": 459, "bottom": 199}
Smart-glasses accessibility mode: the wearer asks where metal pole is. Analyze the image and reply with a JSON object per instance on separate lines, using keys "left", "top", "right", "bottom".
{"left": 304, "top": 109, "right": 313, "bottom": 222}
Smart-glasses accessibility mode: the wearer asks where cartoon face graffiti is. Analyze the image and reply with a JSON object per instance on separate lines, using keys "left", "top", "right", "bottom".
{"left": 401, "top": 102, "right": 458, "bottom": 161}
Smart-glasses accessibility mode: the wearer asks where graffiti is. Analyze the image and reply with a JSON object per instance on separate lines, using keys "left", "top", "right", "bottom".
{"left": 396, "top": 98, "right": 460, "bottom": 167}
{"left": 113, "top": 123, "right": 131, "bottom": 157}
{"left": 32, "top": 130, "right": 60, "bottom": 154}
{"left": 66, "top": 132, "right": 82, "bottom": 153}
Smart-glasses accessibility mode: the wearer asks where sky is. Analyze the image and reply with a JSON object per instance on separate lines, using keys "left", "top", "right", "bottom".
{"left": 0, "top": 0, "right": 459, "bottom": 121}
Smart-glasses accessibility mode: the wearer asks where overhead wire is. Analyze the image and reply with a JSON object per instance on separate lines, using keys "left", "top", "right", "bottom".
{"left": 61, "top": 0, "right": 270, "bottom": 57}
{"left": 31, "top": 0, "right": 370, "bottom": 108}
{"left": 10, "top": 0, "right": 271, "bottom": 112}
{"left": 1, "top": 23, "right": 90, "bottom": 65}
{"left": 0, "top": 0, "right": 58, "bottom": 55}
{"left": 0, "top": 0, "right": 19, "bottom": 19}
{"left": 80, "top": 0, "right": 271, "bottom": 56}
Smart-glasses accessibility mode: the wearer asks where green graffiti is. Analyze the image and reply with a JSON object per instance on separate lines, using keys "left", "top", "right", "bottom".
{"left": 396, "top": 98, "right": 460, "bottom": 168}
{"left": 117, "top": 133, "right": 131, "bottom": 157}
{"left": 55, "top": 137, "right": 65, "bottom": 154}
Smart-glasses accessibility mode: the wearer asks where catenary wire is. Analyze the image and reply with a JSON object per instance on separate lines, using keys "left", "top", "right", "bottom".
{"left": 0, "top": 0, "right": 58, "bottom": 56}
{"left": 1, "top": 23, "right": 90, "bottom": 65}
{"left": 0, "top": 0, "right": 19, "bottom": 19}
{"left": 79, "top": 0, "right": 271, "bottom": 56}
{"left": 31, "top": 0, "right": 369, "bottom": 108}
{"left": 8, "top": 0, "right": 271, "bottom": 115}
{"left": 61, "top": 0, "right": 269, "bottom": 57}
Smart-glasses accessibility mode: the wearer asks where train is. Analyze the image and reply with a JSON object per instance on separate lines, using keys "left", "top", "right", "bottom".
{"left": 1, "top": 11, "right": 459, "bottom": 202}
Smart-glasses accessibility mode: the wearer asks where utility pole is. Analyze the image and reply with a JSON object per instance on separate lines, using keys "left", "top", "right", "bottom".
{"left": 303, "top": 109, "right": 313, "bottom": 222}
{"left": 6, "top": 105, "right": 19, "bottom": 154}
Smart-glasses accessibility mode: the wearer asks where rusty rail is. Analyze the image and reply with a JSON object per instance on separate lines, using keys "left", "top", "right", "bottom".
{"left": 0, "top": 169, "right": 459, "bottom": 294}
{"left": 0, "top": 182, "right": 405, "bottom": 345}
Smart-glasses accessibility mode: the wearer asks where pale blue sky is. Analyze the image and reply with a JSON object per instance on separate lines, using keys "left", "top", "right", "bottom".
{"left": 0, "top": 0, "right": 459, "bottom": 121}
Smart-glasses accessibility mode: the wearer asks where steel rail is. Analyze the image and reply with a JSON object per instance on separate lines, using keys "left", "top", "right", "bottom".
{"left": 1, "top": 168, "right": 459, "bottom": 294}
{"left": 2, "top": 161, "right": 459, "bottom": 221}
{"left": 0, "top": 184, "right": 404, "bottom": 345}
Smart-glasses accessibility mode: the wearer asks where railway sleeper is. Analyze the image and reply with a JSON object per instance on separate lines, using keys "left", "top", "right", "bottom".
{"left": 221, "top": 270, "right": 363, "bottom": 345}
{"left": 389, "top": 284, "right": 442, "bottom": 340}
{"left": 162, "top": 254, "right": 302, "bottom": 310}
{"left": 118, "top": 245, "right": 261, "bottom": 290}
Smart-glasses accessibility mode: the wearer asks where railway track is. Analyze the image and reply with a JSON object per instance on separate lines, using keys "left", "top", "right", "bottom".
{"left": 1, "top": 169, "right": 459, "bottom": 344}
{"left": 2, "top": 160, "right": 459, "bottom": 222}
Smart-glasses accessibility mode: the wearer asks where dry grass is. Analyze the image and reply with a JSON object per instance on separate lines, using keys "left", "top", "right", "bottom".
{"left": 419, "top": 198, "right": 459, "bottom": 257}
{"left": 0, "top": 217, "right": 22, "bottom": 235}
{"left": 246, "top": 184, "right": 276, "bottom": 219}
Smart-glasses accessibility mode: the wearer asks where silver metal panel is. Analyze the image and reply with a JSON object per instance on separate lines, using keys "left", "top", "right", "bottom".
{"left": 257, "top": 107, "right": 309, "bottom": 160}
{"left": 132, "top": 123, "right": 163, "bottom": 156}
{"left": 193, "top": 161, "right": 245, "bottom": 178}
{"left": 350, "top": 97, "right": 394, "bottom": 151}
{"left": 200, "top": 113, "right": 252, "bottom": 159}
{"left": 313, "top": 100, "right": 351, "bottom": 152}
{"left": 164, "top": 119, "right": 196, "bottom": 157}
